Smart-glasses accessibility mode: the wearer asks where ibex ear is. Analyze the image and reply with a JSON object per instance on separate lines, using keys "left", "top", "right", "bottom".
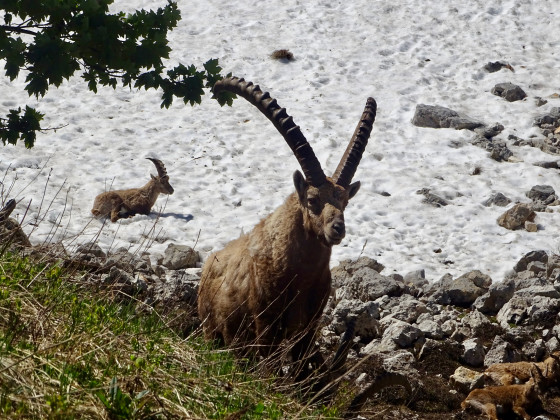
{"left": 293, "top": 170, "right": 308, "bottom": 205}
{"left": 532, "top": 364, "right": 544, "bottom": 381}
{"left": 151, "top": 174, "right": 156, "bottom": 180}
{"left": 348, "top": 181, "right": 361, "bottom": 200}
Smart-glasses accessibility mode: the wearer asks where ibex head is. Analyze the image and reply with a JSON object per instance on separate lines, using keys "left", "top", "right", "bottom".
{"left": 545, "top": 352, "right": 560, "bottom": 380}
{"left": 529, "top": 363, "right": 546, "bottom": 393}
{"left": 213, "top": 77, "right": 376, "bottom": 247}
{"left": 147, "top": 158, "right": 174, "bottom": 195}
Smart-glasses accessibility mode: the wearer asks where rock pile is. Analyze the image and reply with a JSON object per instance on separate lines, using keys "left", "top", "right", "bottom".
{"left": 63, "top": 241, "right": 202, "bottom": 334}
{"left": 319, "top": 253, "right": 560, "bottom": 417}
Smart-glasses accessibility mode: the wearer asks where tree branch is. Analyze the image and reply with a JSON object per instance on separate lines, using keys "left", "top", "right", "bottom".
{"left": 0, "top": 25, "right": 38, "bottom": 36}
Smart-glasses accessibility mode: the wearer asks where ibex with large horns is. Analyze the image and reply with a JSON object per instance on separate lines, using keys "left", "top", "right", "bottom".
{"left": 198, "top": 77, "right": 376, "bottom": 375}
{"left": 91, "top": 158, "right": 173, "bottom": 222}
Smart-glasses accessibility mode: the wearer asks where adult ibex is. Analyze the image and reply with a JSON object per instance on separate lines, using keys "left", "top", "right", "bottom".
{"left": 198, "top": 76, "right": 376, "bottom": 377}
{"left": 91, "top": 158, "right": 173, "bottom": 222}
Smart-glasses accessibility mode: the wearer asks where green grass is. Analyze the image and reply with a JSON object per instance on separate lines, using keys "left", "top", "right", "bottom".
{"left": 0, "top": 250, "right": 343, "bottom": 419}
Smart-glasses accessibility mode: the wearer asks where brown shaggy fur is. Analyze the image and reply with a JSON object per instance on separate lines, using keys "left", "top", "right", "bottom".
{"left": 484, "top": 352, "right": 560, "bottom": 386}
{"left": 461, "top": 365, "right": 545, "bottom": 420}
{"left": 199, "top": 174, "right": 359, "bottom": 362}
{"left": 91, "top": 158, "right": 173, "bottom": 222}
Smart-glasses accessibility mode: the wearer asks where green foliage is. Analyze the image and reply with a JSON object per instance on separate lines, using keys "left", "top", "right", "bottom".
{"left": 0, "top": 0, "right": 230, "bottom": 148}
{"left": 0, "top": 105, "right": 43, "bottom": 148}
{"left": 96, "top": 377, "right": 150, "bottom": 419}
{"left": 0, "top": 250, "right": 342, "bottom": 419}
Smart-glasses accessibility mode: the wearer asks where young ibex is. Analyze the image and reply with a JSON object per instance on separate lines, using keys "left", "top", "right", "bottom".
{"left": 461, "top": 364, "right": 546, "bottom": 420}
{"left": 198, "top": 76, "right": 376, "bottom": 377}
{"left": 91, "top": 158, "right": 173, "bottom": 222}
{"left": 484, "top": 352, "right": 560, "bottom": 386}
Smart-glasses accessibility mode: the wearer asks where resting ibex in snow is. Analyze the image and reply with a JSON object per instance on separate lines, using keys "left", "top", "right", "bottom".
{"left": 484, "top": 352, "right": 560, "bottom": 386}
{"left": 462, "top": 364, "right": 546, "bottom": 420}
{"left": 91, "top": 158, "right": 173, "bottom": 222}
{"left": 198, "top": 76, "right": 376, "bottom": 376}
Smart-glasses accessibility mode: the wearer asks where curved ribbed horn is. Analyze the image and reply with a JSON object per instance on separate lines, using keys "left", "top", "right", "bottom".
{"left": 0, "top": 199, "right": 16, "bottom": 222}
{"left": 214, "top": 76, "right": 327, "bottom": 187}
{"left": 332, "top": 98, "right": 377, "bottom": 188}
{"left": 146, "top": 158, "right": 168, "bottom": 178}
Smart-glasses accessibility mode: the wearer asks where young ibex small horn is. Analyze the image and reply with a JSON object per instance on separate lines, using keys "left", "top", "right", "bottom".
{"left": 91, "top": 158, "right": 174, "bottom": 222}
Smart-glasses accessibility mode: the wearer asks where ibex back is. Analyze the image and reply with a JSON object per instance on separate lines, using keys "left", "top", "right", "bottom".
{"left": 198, "top": 77, "right": 376, "bottom": 373}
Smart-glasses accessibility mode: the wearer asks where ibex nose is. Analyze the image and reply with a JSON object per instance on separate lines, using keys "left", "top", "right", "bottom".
{"left": 332, "top": 221, "right": 345, "bottom": 238}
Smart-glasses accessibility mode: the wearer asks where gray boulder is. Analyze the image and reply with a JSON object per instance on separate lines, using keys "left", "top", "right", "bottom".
{"left": 514, "top": 250, "right": 548, "bottom": 273}
{"left": 330, "top": 299, "right": 380, "bottom": 341}
{"left": 106, "top": 247, "right": 151, "bottom": 272}
{"left": 510, "top": 272, "right": 549, "bottom": 291}
{"left": 461, "top": 338, "right": 485, "bottom": 367}
{"left": 473, "top": 278, "right": 515, "bottom": 314}
{"left": 497, "top": 295, "right": 530, "bottom": 328}
{"left": 450, "top": 366, "right": 486, "bottom": 393}
{"left": 428, "top": 270, "right": 491, "bottom": 307}
{"left": 381, "top": 319, "right": 423, "bottom": 348}
{"left": 154, "top": 269, "right": 200, "bottom": 305}
{"left": 441, "top": 319, "right": 460, "bottom": 338}
{"left": 75, "top": 242, "right": 106, "bottom": 258}
{"left": 412, "top": 104, "right": 484, "bottom": 130}
{"left": 161, "top": 243, "right": 200, "bottom": 270}
{"left": 526, "top": 296, "right": 560, "bottom": 325}
{"left": 100, "top": 266, "right": 149, "bottom": 295}
{"left": 471, "top": 136, "right": 514, "bottom": 162}
{"left": 522, "top": 339, "right": 546, "bottom": 361}
{"left": 331, "top": 256, "right": 385, "bottom": 287}
{"left": 416, "top": 188, "right": 449, "bottom": 207}
{"left": 491, "top": 82, "right": 527, "bottom": 102}
{"left": 515, "top": 285, "right": 560, "bottom": 300}
{"left": 546, "top": 336, "right": 560, "bottom": 353}
{"left": 388, "top": 296, "right": 429, "bottom": 324}
{"left": 382, "top": 350, "right": 417, "bottom": 373}
{"left": 461, "top": 309, "right": 500, "bottom": 337}
{"left": 416, "top": 318, "right": 444, "bottom": 340}
{"left": 474, "top": 123, "right": 505, "bottom": 139}
{"left": 534, "top": 107, "right": 560, "bottom": 127}
{"left": 526, "top": 185, "right": 557, "bottom": 205}
{"left": 403, "top": 269, "right": 429, "bottom": 290}
{"left": 533, "top": 160, "right": 560, "bottom": 169}
{"left": 484, "top": 335, "right": 521, "bottom": 367}
{"left": 484, "top": 61, "right": 513, "bottom": 73}
{"left": 338, "top": 267, "right": 405, "bottom": 302}
{"left": 482, "top": 192, "right": 512, "bottom": 207}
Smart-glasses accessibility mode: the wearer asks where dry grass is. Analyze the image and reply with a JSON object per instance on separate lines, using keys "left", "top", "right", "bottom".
{"left": 0, "top": 249, "right": 344, "bottom": 419}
